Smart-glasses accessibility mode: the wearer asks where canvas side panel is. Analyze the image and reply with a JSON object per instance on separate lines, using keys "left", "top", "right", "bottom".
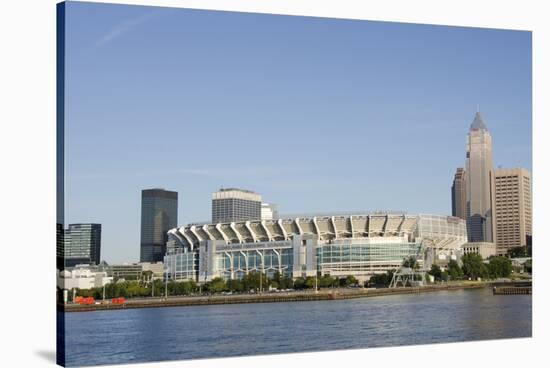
{"left": 56, "top": 2, "right": 66, "bottom": 367}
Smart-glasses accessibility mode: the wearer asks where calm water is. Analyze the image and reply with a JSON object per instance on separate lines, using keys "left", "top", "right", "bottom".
{"left": 62, "top": 287, "right": 531, "bottom": 367}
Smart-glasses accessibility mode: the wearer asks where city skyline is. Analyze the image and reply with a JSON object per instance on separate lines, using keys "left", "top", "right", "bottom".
{"left": 63, "top": 2, "right": 531, "bottom": 263}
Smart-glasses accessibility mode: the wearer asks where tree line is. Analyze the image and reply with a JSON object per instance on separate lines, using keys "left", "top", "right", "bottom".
{"left": 428, "top": 254, "right": 513, "bottom": 282}
{"left": 67, "top": 254, "right": 516, "bottom": 300}
{"left": 368, "top": 254, "right": 514, "bottom": 287}
{"left": 204, "top": 271, "right": 359, "bottom": 293}
{"left": 69, "top": 271, "right": 362, "bottom": 300}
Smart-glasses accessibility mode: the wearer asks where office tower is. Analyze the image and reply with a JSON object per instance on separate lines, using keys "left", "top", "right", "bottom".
{"left": 451, "top": 168, "right": 467, "bottom": 220}
{"left": 212, "top": 188, "right": 261, "bottom": 223}
{"left": 261, "top": 203, "right": 279, "bottom": 220}
{"left": 494, "top": 168, "right": 532, "bottom": 255}
{"left": 140, "top": 188, "right": 178, "bottom": 262}
{"left": 64, "top": 223, "right": 102, "bottom": 267}
{"left": 465, "top": 111, "right": 496, "bottom": 242}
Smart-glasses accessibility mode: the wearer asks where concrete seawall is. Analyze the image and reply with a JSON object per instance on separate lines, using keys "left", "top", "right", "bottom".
{"left": 61, "top": 282, "right": 496, "bottom": 313}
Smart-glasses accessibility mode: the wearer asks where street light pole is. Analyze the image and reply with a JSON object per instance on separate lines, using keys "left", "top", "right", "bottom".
{"left": 259, "top": 269, "right": 262, "bottom": 294}
{"left": 315, "top": 272, "right": 318, "bottom": 293}
{"left": 165, "top": 266, "right": 169, "bottom": 300}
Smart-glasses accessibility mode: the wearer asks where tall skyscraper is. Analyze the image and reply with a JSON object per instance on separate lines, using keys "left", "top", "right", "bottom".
{"left": 465, "top": 111, "right": 496, "bottom": 242}
{"left": 451, "top": 167, "right": 467, "bottom": 220}
{"left": 212, "top": 188, "right": 261, "bottom": 223}
{"left": 494, "top": 168, "right": 532, "bottom": 255}
{"left": 63, "top": 223, "right": 102, "bottom": 267}
{"left": 140, "top": 188, "right": 178, "bottom": 262}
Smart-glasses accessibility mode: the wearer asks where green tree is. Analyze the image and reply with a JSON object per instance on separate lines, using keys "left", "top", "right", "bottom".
{"left": 185, "top": 280, "right": 198, "bottom": 294}
{"left": 447, "top": 260, "right": 464, "bottom": 280}
{"left": 345, "top": 275, "right": 358, "bottom": 286}
{"left": 294, "top": 277, "right": 306, "bottom": 290}
{"left": 126, "top": 281, "right": 146, "bottom": 297}
{"left": 166, "top": 281, "right": 177, "bottom": 296}
{"left": 151, "top": 279, "right": 165, "bottom": 297}
{"left": 206, "top": 277, "right": 226, "bottom": 293}
{"left": 279, "top": 276, "right": 294, "bottom": 289}
{"left": 226, "top": 278, "right": 244, "bottom": 292}
{"left": 461, "top": 253, "right": 487, "bottom": 280}
{"left": 242, "top": 271, "right": 268, "bottom": 292}
{"left": 304, "top": 276, "right": 316, "bottom": 289}
{"left": 273, "top": 271, "right": 282, "bottom": 285}
{"left": 319, "top": 275, "right": 336, "bottom": 288}
{"left": 367, "top": 270, "right": 394, "bottom": 287}
{"left": 507, "top": 246, "right": 528, "bottom": 258}
{"left": 487, "top": 256, "right": 512, "bottom": 279}
{"left": 428, "top": 264, "right": 442, "bottom": 281}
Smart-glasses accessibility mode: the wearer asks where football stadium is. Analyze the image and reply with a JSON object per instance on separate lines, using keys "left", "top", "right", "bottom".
{"left": 164, "top": 212, "right": 467, "bottom": 283}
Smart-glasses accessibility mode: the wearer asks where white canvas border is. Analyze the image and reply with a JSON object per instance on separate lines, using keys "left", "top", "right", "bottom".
{"left": 0, "top": 0, "right": 547, "bottom": 367}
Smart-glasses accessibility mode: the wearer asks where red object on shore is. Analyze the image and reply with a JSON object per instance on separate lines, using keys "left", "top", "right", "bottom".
{"left": 74, "top": 296, "right": 95, "bottom": 305}
{"left": 111, "top": 297, "right": 125, "bottom": 304}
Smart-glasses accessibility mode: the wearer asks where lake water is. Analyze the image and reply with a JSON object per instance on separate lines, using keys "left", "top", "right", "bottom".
{"left": 61, "top": 287, "right": 531, "bottom": 367}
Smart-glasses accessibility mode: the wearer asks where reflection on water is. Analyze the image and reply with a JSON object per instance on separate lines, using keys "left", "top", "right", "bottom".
{"left": 63, "top": 287, "right": 531, "bottom": 367}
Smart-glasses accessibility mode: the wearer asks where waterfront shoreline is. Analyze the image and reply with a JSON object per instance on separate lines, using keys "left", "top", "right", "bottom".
{"left": 60, "top": 281, "right": 526, "bottom": 313}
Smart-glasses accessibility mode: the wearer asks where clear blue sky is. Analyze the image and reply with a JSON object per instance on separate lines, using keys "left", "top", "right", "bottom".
{"left": 63, "top": 1, "right": 532, "bottom": 263}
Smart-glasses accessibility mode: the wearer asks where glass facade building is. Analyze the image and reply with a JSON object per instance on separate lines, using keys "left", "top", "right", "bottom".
{"left": 165, "top": 250, "right": 198, "bottom": 281}
{"left": 318, "top": 238, "right": 422, "bottom": 275}
{"left": 62, "top": 223, "right": 102, "bottom": 267}
{"left": 140, "top": 189, "right": 178, "bottom": 262}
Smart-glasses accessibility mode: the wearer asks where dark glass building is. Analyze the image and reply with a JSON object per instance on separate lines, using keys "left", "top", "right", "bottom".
{"left": 140, "top": 188, "right": 178, "bottom": 262}
{"left": 451, "top": 167, "right": 467, "bottom": 220}
{"left": 63, "top": 223, "right": 102, "bottom": 267}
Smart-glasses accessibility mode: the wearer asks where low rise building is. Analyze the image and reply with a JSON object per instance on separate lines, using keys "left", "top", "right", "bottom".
{"left": 110, "top": 263, "right": 143, "bottom": 280}
{"left": 261, "top": 203, "right": 279, "bottom": 220}
{"left": 141, "top": 262, "right": 165, "bottom": 278}
{"left": 57, "top": 265, "right": 112, "bottom": 290}
{"left": 461, "top": 242, "right": 497, "bottom": 259}
{"left": 101, "top": 262, "right": 165, "bottom": 280}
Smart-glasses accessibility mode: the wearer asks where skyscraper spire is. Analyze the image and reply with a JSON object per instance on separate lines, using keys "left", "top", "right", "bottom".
{"left": 470, "top": 111, "right": 488, "bottom": 131}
